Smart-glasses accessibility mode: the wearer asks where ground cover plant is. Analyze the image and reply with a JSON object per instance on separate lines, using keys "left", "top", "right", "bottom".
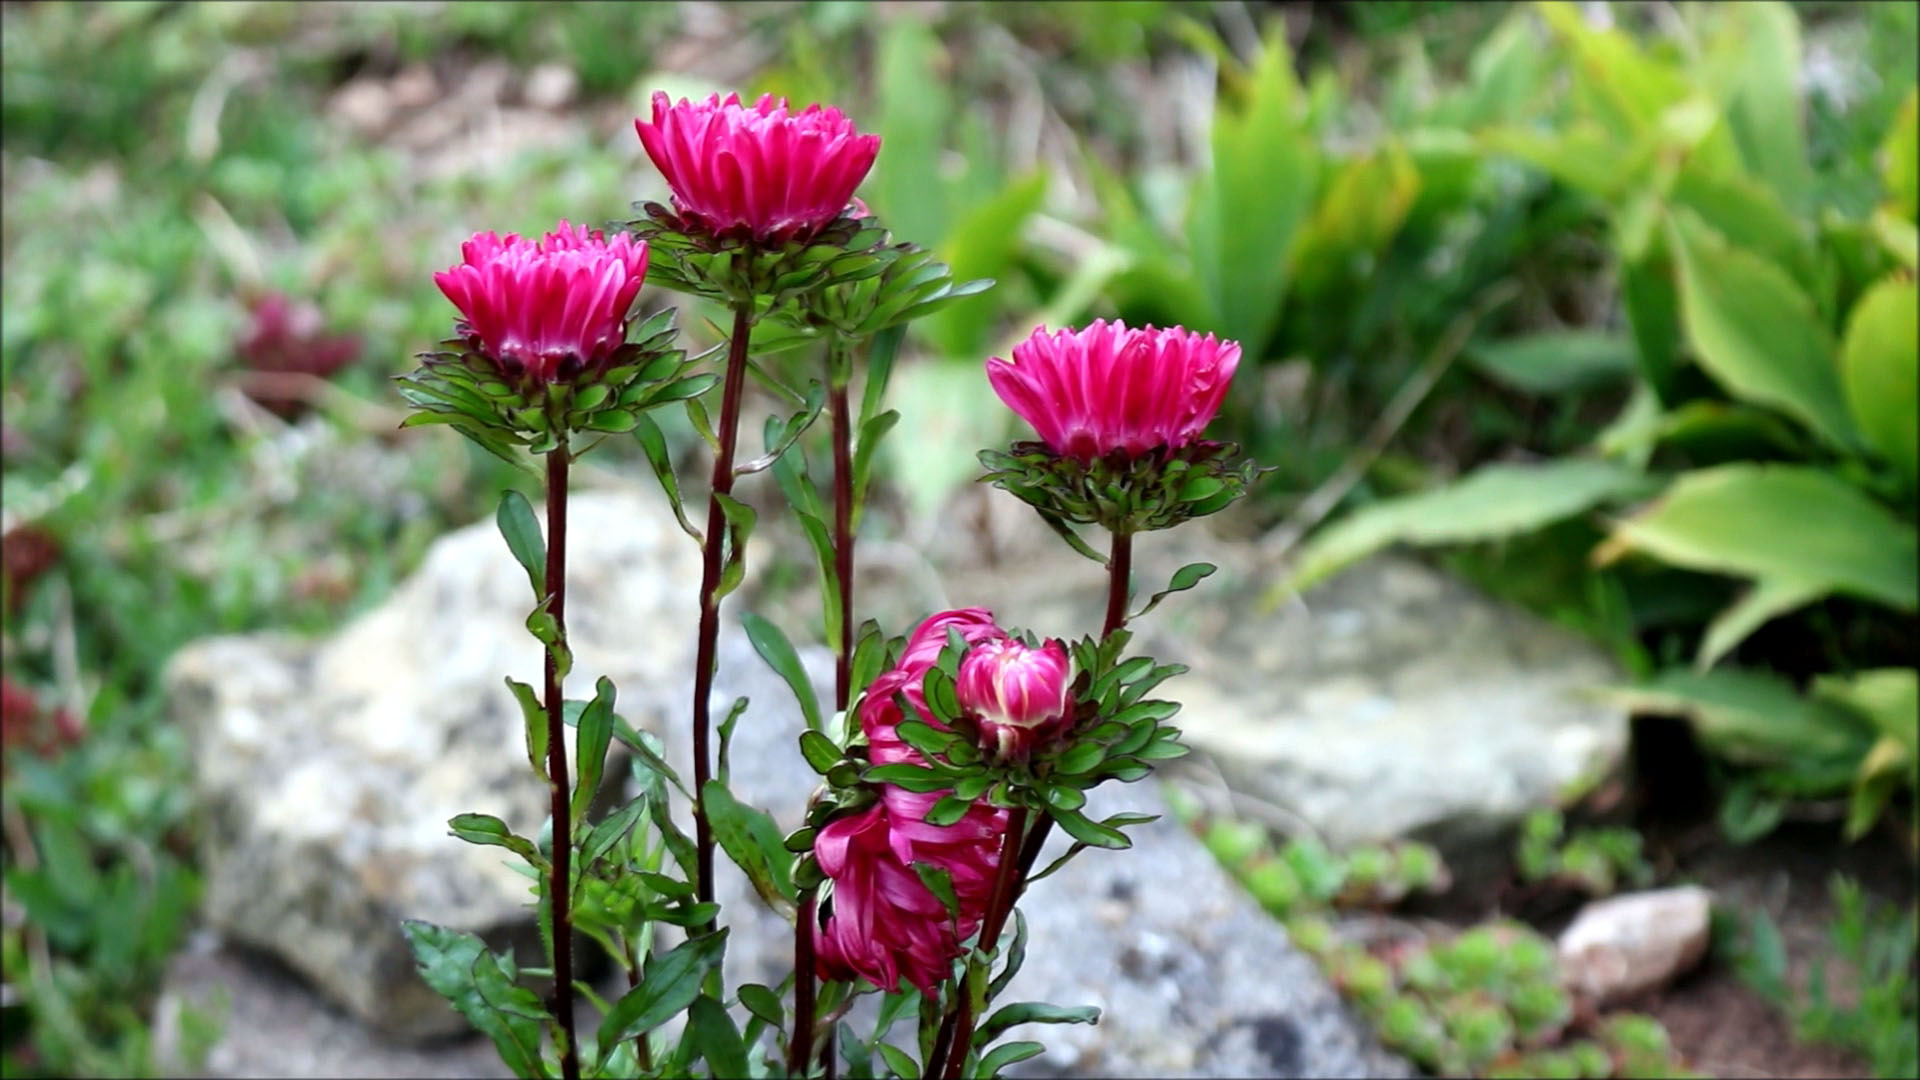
{"left": 2, "top": 2, "right": 1914, "bottom": 1077}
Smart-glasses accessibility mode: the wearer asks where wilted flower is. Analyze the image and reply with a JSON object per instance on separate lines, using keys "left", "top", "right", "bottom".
{"left": 432, "top": 221, "right": 649, "bottom": 386}
{"left": 986, "top": 320, "right": 1241, "bottom": 463}
{"left": 816, "top": 608, "right": 1010, "bottom": 993}
{"left": 956, "top": 636, "right": 1073, "bottom": 761}
{"left": 635, "top": 91, "right": 880, "bottom": 244}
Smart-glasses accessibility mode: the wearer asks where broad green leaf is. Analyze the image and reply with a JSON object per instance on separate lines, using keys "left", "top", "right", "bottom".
{"left": 1591, "top": 668, "right": 1873, "bottom": 772}
{"left": 596, "top": 930, "right": 728, "bottom": 1056}
{"left": 1535, "top": 0, "right": 1690, "bottom": 140}
{"left": 1813, "top": 669, "right": 1920, "bottom": 755}
{"left": 1283, "top": 459, "right": 1654, "bottom": 594}
{"left": 1665, "top": 210, "right": 1855, "bottom": 448}
{"left": 877, "top": 1043, "right": 919, "bottom": 1078}
{"left": 1481, "top": 123, "right": 1649, "bottom": 203}
{"left": 1711, "top": 1, "right": 1811, "bottom": 211}
{"left": 401, "top": 921, "right": 547, "bottom": 1078}
{"left": 1467, "top": 330, "right": 1636, "bottom": 395}
{"left": 1289, "top": 141, "right": 1420, "bottom": 300}
{"left": 1696, "top": 578, "right": 1825, "bottom": 670}
{"left": 741, "top": 612, "right": 822, "bottom": 733}
{"left": 1838, "top": 276, "right": 1919, "bottom": 490}
{"left": 1601, "top": 464, "right": 1918, "bottom": 612}
{"left": 1188, "top": 29, "right": 1320, "bottom": 353}
{"left": 737, "top": 982, "right": 783, "bottom": 1027}
{"left": 1881, "top": 88, "right": 1918, "bottom": 224}
{"left": 798, "top": 730, "right": 841, "bottom": 775}
{"left": 495, "top": 490, "right": 545, "bottom": 601}
{"left": 923, "top": 171, "right": 1047, "bottom": 357}
{"left": 870, "top": 19, "right": 949, "bottom": 246}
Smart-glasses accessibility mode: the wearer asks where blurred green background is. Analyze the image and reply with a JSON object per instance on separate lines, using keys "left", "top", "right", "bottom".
{"left": 2, "top": 1, "right": 1915, "bottom": 1076}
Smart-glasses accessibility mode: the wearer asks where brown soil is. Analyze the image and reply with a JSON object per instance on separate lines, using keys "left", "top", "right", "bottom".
{"left": 1644, "top": 965, "right": 1869, "bottom": 1080}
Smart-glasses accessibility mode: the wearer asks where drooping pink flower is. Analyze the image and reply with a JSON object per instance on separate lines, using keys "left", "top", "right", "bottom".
{"left": 432, "top": 221, "right": 649, "bottom": 385}
{"left": 986, "top": 320, "right": 1242, "bottom": 462}
{"left": 635, "top": 91, "right": 880, "bottom": 243}
{"left": 816, "top": 609, "right": 1010, "bottom": 993}
{"left": 956, "top": 637, "right": 1073, "bottom": 761}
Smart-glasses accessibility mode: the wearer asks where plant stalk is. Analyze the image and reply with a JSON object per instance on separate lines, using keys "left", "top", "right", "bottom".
{"left": 793, "top": 340, "right": 857, "bottom": 1078}
{"left": 933, "top": 806, "right": 1030, "bottom": 1080}
{"left": 690, "top": 303, "right": 755, "bottom": 932}
{"left": 789, "top": 894, "right": 820, "bottom": 1076}
{"left": 543, "top": 444, "right": 581, "bottom": 1080}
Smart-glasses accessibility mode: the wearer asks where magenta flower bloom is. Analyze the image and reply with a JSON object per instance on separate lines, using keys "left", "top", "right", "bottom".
{"left": 636, "top": 91, "right": 881, "bottom": 243}
{"left": 432, "top": 221, "right": 649, "bottom": 385}
{"left": 816, "top": 609, "right": 1010, "bottom": 993}
{"left": 986, "top": 320, "right": 1241, "bottom": 462}
{"left": 956, "top": 637, "right": 1073, "bottom": 761}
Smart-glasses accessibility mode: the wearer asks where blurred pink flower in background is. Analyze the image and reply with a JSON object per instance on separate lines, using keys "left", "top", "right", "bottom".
{"left": 635, "top": 91, "right": 880, "bottom": 243}
{"left": 433, "top": 221, "right": 649, "bottom": 385}
{"left": 956, "top": 636, "right": 1073, "bottom": 761}
{"left": 986, "top": 319, "right": 1241, "bottom": 462}
{"left": 816, "top": 608, "right": 1010, "bottom": 993}
{"left": 234, "top": 291, "right": 363, "bottom": 418}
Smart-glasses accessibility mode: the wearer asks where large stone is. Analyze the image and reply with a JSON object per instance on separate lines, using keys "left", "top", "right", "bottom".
{"left": 164, "top": 488, "right": 703, "bottom": 1041}
{"left": 924, "top": 490, "right": 1630, "bottom": 859}
{"left": 698, "top": 630, "right": 1410, "bottom": 1079}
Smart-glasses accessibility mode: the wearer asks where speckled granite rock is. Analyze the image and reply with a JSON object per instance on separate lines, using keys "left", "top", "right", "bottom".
{"left": 163, "top": 489, "right": 703, "bottom": 1041}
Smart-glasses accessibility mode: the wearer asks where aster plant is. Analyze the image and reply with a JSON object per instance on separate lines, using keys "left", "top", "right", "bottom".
{"left": 395, "top": 87, "right": 1258, "bottom": 1080}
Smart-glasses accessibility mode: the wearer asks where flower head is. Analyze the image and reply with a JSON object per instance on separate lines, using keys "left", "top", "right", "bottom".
{"left": 956, "top": 637, "right": 1073, "bottom": 761}
{"left": 432, "top": 221, "right": 649, "bottom": 385}
{"left": 986, "top": 320, "right": 1241, "bottom": 463}
{"left": 816, "top": 609, "right": 1011, "bottom": 992}
{"left": 636, "top": 92, "right": 880, "bottom": 244}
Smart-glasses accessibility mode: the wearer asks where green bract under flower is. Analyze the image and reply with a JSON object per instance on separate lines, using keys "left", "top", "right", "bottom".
{"left": 396, "top": 307, "right": 707, "bottom": 460}
{"left": 978, "top": 438, "right": 1262, "bottom": 543}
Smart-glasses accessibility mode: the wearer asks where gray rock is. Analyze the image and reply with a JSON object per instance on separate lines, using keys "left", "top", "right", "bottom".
{"left": 163, "top": 489, "right": 704, "bottom": 1041}
{"left": 927, "top": 489, "right": 1630, "bottom": 860}
{"left": 695, "top": 630, "right": 1409, "bottom": 1079}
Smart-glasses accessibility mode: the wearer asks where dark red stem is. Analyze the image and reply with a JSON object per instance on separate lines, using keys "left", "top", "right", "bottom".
{"left": 690, "top": 304, "right": 754, "bottom": 931}
{"left": 830, "top": 378, "right": 855, "bottom": 706}
{"left": 788, "top": 894, "right": 819, "bottom": 1076}
{"left": 544, "top": 445, "right": 581, "bottom": 1080}
{"left": 934, "top": 807, "right": 1030, "bottom": 1080}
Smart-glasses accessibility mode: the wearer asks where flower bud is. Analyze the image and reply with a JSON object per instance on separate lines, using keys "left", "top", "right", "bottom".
{"left": 956, "top": 637, "right": 1073, "bottom": 761}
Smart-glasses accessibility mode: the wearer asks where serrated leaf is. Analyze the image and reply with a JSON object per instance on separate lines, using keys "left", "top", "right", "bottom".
{"left": 401, "top": 921, "right": 547, "bottom": 1078}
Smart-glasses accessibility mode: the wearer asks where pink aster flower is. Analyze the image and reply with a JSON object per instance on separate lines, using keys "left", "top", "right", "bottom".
{"left": 986, "top": 320, "right": 1242, "bottom": 462}
{"left": 635, "top": 91, "right": 880, "bottom": 243}
{"left": 432, "top": 221, "right": 649, "bottom": 385}
{"left": 956, "top": 636, "right": 1073, "bottom": 761}
{"left": 816, "top": 609, "right": 1011, "bottom": 993}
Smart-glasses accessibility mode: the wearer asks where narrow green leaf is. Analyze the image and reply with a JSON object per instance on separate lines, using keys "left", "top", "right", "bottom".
{"left": 976, "top": 1040, "right": 1045, "bottom": 1077}
{"left": 1129, "top": 562, "right": 1217, "bottom": 622}
{"left": 912, "top": 862, "right": 961, "bottom": 920}
{"left": 877, "top": 1043, "right": 920, "bottom": 1079}
{"left": 742, "top": 612, "right": 823, "bottom": 733}
{"left": 798, "top": 730, "right": 842, "bottom": 775}
{"left": 595, "top": 930, "right": 728, "bottom": 1055}
{"left": 631, "top": 414, "right": 703, "bottom": 544}
{"left": 1050, "top": 807, "right": 1131, "bottom": 850}
{"left": 571, "top": 677, "right": 617, "bottom": 827}
{"left": 505, "top": 677, "right": 548, "bottom": 773}
{"left": 582, "top": 797, "right": 648, "bottom": 870}
{"left": 974, "top": 1002, "right": 1099, "bottom": 1048}
{"left": 686, "top": 996, "right": 749, "bottom": 1080}
{"left": 496, "top": 490, "right": 545, "bottom": 601}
